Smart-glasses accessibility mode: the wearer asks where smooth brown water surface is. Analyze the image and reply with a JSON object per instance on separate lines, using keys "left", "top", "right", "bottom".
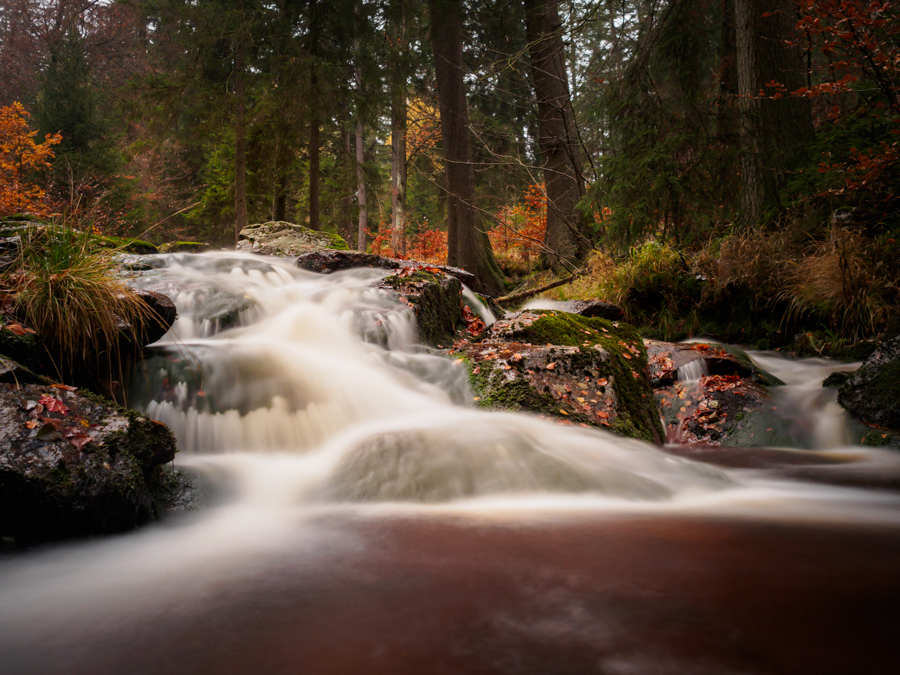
{"left": 4, "top": 511, "right": 898, "bottom": 675}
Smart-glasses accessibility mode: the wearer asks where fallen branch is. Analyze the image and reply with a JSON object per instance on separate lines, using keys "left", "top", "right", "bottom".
{"left": 496, "top": 269, "right": 585, "bottom": 306}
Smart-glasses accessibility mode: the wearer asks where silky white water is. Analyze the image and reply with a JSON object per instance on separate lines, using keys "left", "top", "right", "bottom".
{"left": 3, "top": 252, "right": 900, "bottom": 674}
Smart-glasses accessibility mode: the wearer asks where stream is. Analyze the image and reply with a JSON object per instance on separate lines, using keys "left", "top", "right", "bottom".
{"left": 1, "top": 252, "right": 899, "bottom": 674}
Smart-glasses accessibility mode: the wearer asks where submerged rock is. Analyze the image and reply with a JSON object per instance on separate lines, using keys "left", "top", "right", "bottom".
{"left": 838, "top": 334, "right": 900, "bottom": 432}
{"left": 0, "top": 375, "right": 177, "bottom": 542}
{"left": 455, "top": 310, "right": 664, "bottom": 444}
{"left": 236, "top": 221, "right": 348, "bottom": 257}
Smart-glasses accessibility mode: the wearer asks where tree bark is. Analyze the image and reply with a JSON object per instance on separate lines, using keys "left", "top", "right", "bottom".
{"left": 354, "top": 3, "right": 368, "bottom": 253}
{"left": 428, "top": 0, "right": 505, "bottom": 296}
{"left": 524, "top": 0, "right": 587, "bottom": 272}
{"left": 716, "top": 0, "right": 739, "bottom": 145}
{"left": 390, "top": 0, "right": 408, "bottom": 256}
{"left": 233, "top": 16, "right": 248, "bottom": 245}
{"left": 307, "top": 0, "right": 321, "bottom": 231}
{"left": 338, "top": 102, "right": 356, "bottom": 245}
{"left": 735, "top": 0, "right": 814, "bottom": 226}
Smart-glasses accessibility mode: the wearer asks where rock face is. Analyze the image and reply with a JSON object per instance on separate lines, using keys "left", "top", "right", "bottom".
{"left": 646, "top": 341, "right": 787, "bottom": 447}
{"left": 236, "top": 221, "right": 348, "bottom": 256}
{"left": 378, "top": 268, "right": 465, "bottom": 347}
{"left": 456, "top": 310, "right": 664, "bottom": 444}
{"left": 839, "top": 334, "right": 900, "bottom": 431}
{"left": 296, "top": 249, "right": 476, "bottom": 286}
{"left": 0, "top": 373, "right": 177, "bottom": 542}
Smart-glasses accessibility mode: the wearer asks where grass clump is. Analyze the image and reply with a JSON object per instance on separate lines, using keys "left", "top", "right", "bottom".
{"left": 2, "top": 224, "right": 156, "bottom": 379}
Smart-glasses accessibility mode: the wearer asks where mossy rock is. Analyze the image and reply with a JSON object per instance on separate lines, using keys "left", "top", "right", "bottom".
{"left": 158, "top": 241, "right": 210, "bottom": 253}
{"left": 237, "top": 221, "right": 348, "bottom": 257}
{"left": 93, "top": 234, "right": 159, "bottom": 254}
{"left": 0, "top": 381, "right": 177, "bottom": 543}
{"left": 379, "top": 270, "right": 463, "bottom": 347}
{"left": 458, "top": 311, "right": 664, "bottom": 444}
{"left": 839, "top": 334, "right": 900, "bottom": 431}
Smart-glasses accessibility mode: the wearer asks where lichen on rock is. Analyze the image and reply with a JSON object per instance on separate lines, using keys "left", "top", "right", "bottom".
{"left": 236, "top": 221, "right": 348, "bottom": 257}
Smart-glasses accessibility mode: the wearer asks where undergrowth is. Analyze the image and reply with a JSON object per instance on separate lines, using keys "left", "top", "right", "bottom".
{"left": 544, "top": 224, "right": 900, "bottom": 351}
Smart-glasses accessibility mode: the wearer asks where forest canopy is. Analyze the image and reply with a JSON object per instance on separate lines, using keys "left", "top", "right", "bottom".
{"left": 1, "top": 0, "right": 898, "bottom": 317}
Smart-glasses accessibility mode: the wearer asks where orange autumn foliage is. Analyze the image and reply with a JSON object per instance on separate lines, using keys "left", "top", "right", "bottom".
{"left": 489, "top": 183, "right": 547, "bottom": 264}
{"left": 370, "top": 220, "right": 448, "bottom": 265}
{"left": 0, "top": 102, "right": 61, "bottom": 217}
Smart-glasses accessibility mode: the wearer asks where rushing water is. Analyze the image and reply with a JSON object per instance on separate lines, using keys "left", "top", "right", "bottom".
{"left": 2, "top": 252, "right": 900, "bottom": 674}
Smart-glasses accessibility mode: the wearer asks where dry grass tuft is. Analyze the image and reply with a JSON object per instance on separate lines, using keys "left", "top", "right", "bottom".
{"left": 5, "top": 225, "right": 156, "bottom": 378}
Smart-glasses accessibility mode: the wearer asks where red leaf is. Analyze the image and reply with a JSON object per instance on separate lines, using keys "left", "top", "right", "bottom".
{"left": 68, "top": 434, "right": 92, "bottom": 451}
{"left": 38, "top": 395, "right": 69, "bottom": 415}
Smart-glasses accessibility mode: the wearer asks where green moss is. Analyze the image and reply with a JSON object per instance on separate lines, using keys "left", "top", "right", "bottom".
{"left": 468, "top": 312, "right": 664, "bottom": 443}
{"left": 382, "top": 270, "right": 444, "bottom": 287}
{"left": 324, "top": 231, "right": 349, "bottom": 250}
{"left": 93, "top": 234, "right": 158, "bottom": 254}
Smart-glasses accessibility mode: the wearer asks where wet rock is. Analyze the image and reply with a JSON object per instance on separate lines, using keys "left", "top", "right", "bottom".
{"left": 0, "top": 380, "right": 177, "bottom": 542}
{"left": 0, "top": 354, "right": 45, "bottom": 385}
{"left": 644, "top": 340, "right": 782, "bottom": 388}
{"left": 455, "top": 310, "right": 664, "bottom": 444}
{"left": 150, "top": 465, "right": 219, "bottom": 514}
{"left": 555, "top": 300, "right": 625, "bottom": 321}
{"left": 378, "top": 268, "right": 464, "bottom": 347}
{"left": 296, "top": 249, "right": 476, "bottom": 286}
{"left": 0, "top": 321, "right": 41, "bottom": 372}
{"left": 158, "top": 241, "right": 210, "bottom": 253}
{"left": 132, "top": 290, "right": 177, "bottom": 346}
{"left": 0, "top": 235, "right": 20, "bottom": 272}
{"left": 646, "top": 340, "right": 775, "bottom": 446}
{"left": 838, "top": 334, "right": 900, "bottom": 432}
{"left": 236, "top": 221, "right": 348, "bottom": 257}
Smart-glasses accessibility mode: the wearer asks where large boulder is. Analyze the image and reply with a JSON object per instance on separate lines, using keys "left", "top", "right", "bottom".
{"left": 838, "top": 334, "right": 900, "bottom": 432}
{"left": 236, "top": 221, "right": 348, "bottom": 257}
{"left": 455, "top": 310, "right": 664, "bottom": 444}
{"left": 0, "top": 371, "right": 177, "bottom": 543}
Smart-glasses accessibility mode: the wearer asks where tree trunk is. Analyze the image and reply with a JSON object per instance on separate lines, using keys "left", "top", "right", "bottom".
{"left": 308, "top": 111, "right": 321, "bottom": 230}
{"left": 272, "top": 134, "right": 291, "bottom": 221}
{"left": 390, "top": 0, "right": 408, "bottom": 256}
{"left": 308, "top": 0, "right": 321, "bottom": 231}
{"left": 339, "top": 102, "right": 356, "bottom": 245}
{"left": 233, "top": 19, "right": 248, "bottom": 244}
{"left": 735, "top": 0, "right": 814, "bottom": 226}
{"left": 716, "top": 0, "right": 739, "bottom": 145}
{"left": 524, "top": 0, "right": 587, "bottom": 271}
{"left": 428, "top": 0, "right": 505, "bottom": 296}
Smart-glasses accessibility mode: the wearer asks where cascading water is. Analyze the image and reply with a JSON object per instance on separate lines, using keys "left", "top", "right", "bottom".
{"left": 3, "top": 252, "right": 900, "bottom": 675}
{"left": 124, "top": 252, "right": 730, "bottom": 504}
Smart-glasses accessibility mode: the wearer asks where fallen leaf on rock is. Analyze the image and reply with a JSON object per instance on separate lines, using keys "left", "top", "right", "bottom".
{"left": 4, "top": 323, "right": 36, "bottom": 336}
{"left": 546, "top": 363, "right": 557, "bottom": 370}
{"left": 25, "top": 419, "right": 39, "bottom": 429}
{"left": 38, "top": 395, "right": 69, "bottom": 415}
{"left": 51, "top": 384, "right": 77, "bottom": 392}
{"left": 597, "top": 378, "right": 608, "bottom": 386}
{"left": 68, "top": 434, "right": 92, "bottom": 451}
{"left": 559, "top": 409, "right": 569, "bottom": 415}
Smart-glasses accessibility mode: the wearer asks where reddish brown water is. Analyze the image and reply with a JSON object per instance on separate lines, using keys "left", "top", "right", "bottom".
{"left": 4, "top": 511, "right": 899, "bottom": 675}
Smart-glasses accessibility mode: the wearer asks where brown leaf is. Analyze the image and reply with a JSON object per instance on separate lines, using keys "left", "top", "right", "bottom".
{"left": 51, "top": 384, "right": 77, "bottom": 392}
{"left": 3, "top": 323, "right": 36, "bottom": 336}
{"left": 68, "top": 434, "right": 92, "bottom": 451}
{"left": 597, "top": 378, "right": 608, "bottom": 386}
{"left": 24, "top": 419, "right": 40, "bottom": 429}
{"left": 545, "top": 363, "right": 556, "bottom": 370}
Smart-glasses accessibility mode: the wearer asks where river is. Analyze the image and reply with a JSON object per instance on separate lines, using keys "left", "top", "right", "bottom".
{"left": 1, "top": 252, "right": 898, "bottom": 674}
